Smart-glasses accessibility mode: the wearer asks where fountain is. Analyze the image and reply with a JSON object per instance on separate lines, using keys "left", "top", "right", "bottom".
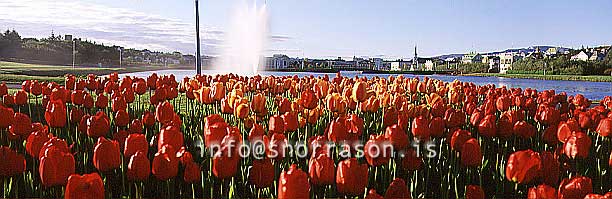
{"left": 214, "top": 0, "right": 269, "bottom": 75}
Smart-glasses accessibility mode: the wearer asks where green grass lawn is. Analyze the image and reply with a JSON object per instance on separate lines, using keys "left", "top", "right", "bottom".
{"left": 0, "top": 61, "right": 191, "bottom": 84}
{"left": 463, "top": 73, "right": 612, "bottom": 82}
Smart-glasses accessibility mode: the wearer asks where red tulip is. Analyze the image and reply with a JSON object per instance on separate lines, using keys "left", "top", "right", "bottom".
{"left": 127, "top": 151, "right": 150, "bottom": 181}
{"left": 128, "top": 119, "right": 143, "bottom": 134}
{"left": 152, "top": 145, "right": 179, "bottom": 181}
{"left": 251, "top": 93, "right": 267, "bottom": 114}
{"left": 365, "top": 189, "right": 384, "bottom": 199}
{"left": 300, "top": 89, "right": 318, "bottom": 110}
{"left": 346, "top": 114, "right": 364, "bottom": 136}
{"left": 203, "top": 114, "right": 228, "bottom": 148}
{"left": 158, "top": 125, "right": 184, "bottom": 150}
{"left": 39, "top": 147, "right": 75, "bottom": 186}
{"left": 539, "top": 151, "right": 559, "bottom": 186}
{"left": 327, "top": 118, "right": 349, "bottom": 143}
{"left": 268, "top": 115, "right": 285, "bottom": 134}
{"left": 385, "top": 124, "right": 409, "bottom": 150}
{"left": 411, "top": 116, "right": 430, "bottom": 140}
{"left": 71, "top": 90, "right": 85, "bottom": 105}
{"left": 563, "top": 131, "right": 591, "bottom": 159}
{"left": 249, "top": 158, "right": 275, "bottom": 188}
{"left": 352, "top": 81, "right": 367, "bottom": 102}
{"left": 364, "top": 134, "right": 391, "bottom": 166}
{"left": 450, "top": 129, "right": 472, "bottom": 152}
{"left": 596, "top": 118, "right": 612, "bottom": 137}
{"left": 212, "top": 142, "right": 239, "bottom": 179}
{"left": 26, "top": 129, "right": 51, "bottom": 157}
{"left": 155, "top": 101, "right": 174, "bottom": 124}
{"left": 465, "top": 185, "right": 485, "bottom": 199}
{"left": 124, "top": 133, "right": 148, "bottom": 158}
{"left": 400, "top": 148, "right": 423, "bottom": 171}
{"left": 14, "top": 90, "right": 28, "bottom": 106}
{"left": 142, "top": 111, "right": 155, "bottom": 127}
{"left": 461, "top": 138, "right": 482, "bottom": 167}
{"left": 0, "top": 82, "right": 7, "bottom": 97}
{"left": 0, "top": 146, "right": 26, "bottom": 177}
{"left": 3, "top": 94, "right": 14, "bottom": 106}
{"left": 0, "top": 105, "right": 14, "bottom": 129}
{"left": 282, "top": 112, "right": 298, "bottom": 132}
{"left": 278, "top": 164, "right": 310, "bottom": 199}
{"left": 444, "top": 108, "right": 466, "bottom": 129}
{"left": 95, "top": 94, "right": 108, "bottom": 109}
{"left": 336, "top": 158, "right": 368, "bottom": 196}
{"left": 183, "top": 161, "right": 201, "bottom": 183}
{"left": 384, "top": 178, "right": 411, "bottom": 199}
{"left": 83, "top": 93, "right": 94, "bottom": 109}
{"left": 69, "top": 107, "right": 84, "bottom": 124}
{"left": 429, "top": 116, "right": 445, "bottom": 138}
{"left": 10, "top": 112, "right": 32, "bottom": 138}
{"left": 114, "top": 110, "right": 130, "bottom": 127}
{"left": 111, "top": 96, "right": 127, "bottom": 112}
{"left": 513, "top": 121, "right": 537, "bottom": 139}
{"left": 268, "top": 133, "right": 288, "bottom": 160}
{"left": 557, "top": 119, "right": 579, "bottom": 143}
{"left": 309, "top": 153, "right": 335, "bottom": 186}
{"left": 65, "top": 173, "right": 104, "bottom": 199}
{"left": 478, "top": 115, "right": 497, "bottom": 137}
{"left": 93, "top": 137, "right": 121, "bottom": 172}
{"left": 528, "top": 184, "right": 557, "bottom": 199}
{"left": 506, "top": 149, "right": 541, "bottom": 184}
{"left": 87, "top": 112, "right": 110, "bottom": 138}
{"left": 45, "top": 100, "right": 67, "bottom": 128}
{"left": 557, "top": 176, "right": 592, "bottom": 199}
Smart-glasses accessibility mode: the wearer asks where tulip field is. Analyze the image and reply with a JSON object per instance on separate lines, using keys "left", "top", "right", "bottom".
{"left": 2, "top": 72, "right": 612, "bottom": 199}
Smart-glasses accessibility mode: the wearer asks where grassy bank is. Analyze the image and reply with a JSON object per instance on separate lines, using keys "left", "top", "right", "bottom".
{"left": 462, "top": 73, "right": 612, "bottom": 82}
{"left": 0, "top": 61, "right": 192, "bottom": 84}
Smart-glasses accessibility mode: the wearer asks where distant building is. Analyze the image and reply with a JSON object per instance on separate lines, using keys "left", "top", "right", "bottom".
{"left": 571, "top": 51, "right": 590, "bottom": 61}
{"left": 462, "top": 52, "right": 482, "bottom": 64}
{"left": 425, "top": 60, "right": 435, "bottom": 71}
{"left": 390, "top": 60, "right": 411, "bottom": 71}
{"left": 370, "top": 58, "right": 384, "bottom": 70}
{"left": 64, "top": 35, "right": 73, "bottom": 41}
{"left": 265, "top": 54, "right": 292, "bottom": 69}
{"left": 499, "top": 52, "right": 521, "bottom": 73}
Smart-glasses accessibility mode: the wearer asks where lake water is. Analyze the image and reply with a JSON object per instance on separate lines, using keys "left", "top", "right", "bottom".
{"left": 120, "top": 69, "right": 612, "bottom": 100}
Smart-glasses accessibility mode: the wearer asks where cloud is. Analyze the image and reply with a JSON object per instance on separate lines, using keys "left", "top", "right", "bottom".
{"left": 0, "top": 0, "right": 291, "bottom": 55}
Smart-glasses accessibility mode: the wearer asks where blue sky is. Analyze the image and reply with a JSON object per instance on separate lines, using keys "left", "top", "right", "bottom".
{"left": 1, "top": 0, "right": 611, "bottom": 59}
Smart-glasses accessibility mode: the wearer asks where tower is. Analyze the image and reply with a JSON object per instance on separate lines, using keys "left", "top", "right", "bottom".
{"left": 412, "top": 45, "right": 418, "bottom": 70}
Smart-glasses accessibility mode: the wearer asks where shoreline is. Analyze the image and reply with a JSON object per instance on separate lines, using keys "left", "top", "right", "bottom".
{"left": 461, "top": 73, "right": 612, "bottom": 83}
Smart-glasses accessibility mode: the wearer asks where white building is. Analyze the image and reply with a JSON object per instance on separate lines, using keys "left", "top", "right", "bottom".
{"left": 571, "top": 51, "right": 589, "bottom": 61}
{"left": 499, "top": 52, "right": 521, "bottom": 74}
{"left": 370, "top": 58, "right": 384, "bottom": 70}
{"left": 265, "top": 54, "right": 291, "bottom": 69}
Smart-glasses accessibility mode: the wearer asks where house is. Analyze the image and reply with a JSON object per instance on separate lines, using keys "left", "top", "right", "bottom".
{"left": 265, "top": 54, "right": 292, "bottom": 69}
{"left": 370, "top": 58, "right": 384, "bottom": 70}
{"left": 425, "top": 60, "right": 435, "bottom": 71}
{"left": 462, "top": 52, "right": 482, "bottom": 64}
{"left": 389, "top": 59, "right": 411, "bottom": 71}
{"left": 571, "top": 51, "right": 590, "bottom": 61}
{"left": 588, "top": 51, "right": 605, "bottom": 61}
{"left": 499, "top": 52, "right": 521, "bottom": 73}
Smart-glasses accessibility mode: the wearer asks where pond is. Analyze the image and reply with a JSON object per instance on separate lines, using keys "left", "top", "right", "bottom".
{"left": 120, "top": 70, "right": 612, "bottom": 100}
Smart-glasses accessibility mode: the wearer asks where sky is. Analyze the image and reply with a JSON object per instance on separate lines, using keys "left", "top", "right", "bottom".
{"left": 1, "top": 0, "right": 611, "bottom": 59}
